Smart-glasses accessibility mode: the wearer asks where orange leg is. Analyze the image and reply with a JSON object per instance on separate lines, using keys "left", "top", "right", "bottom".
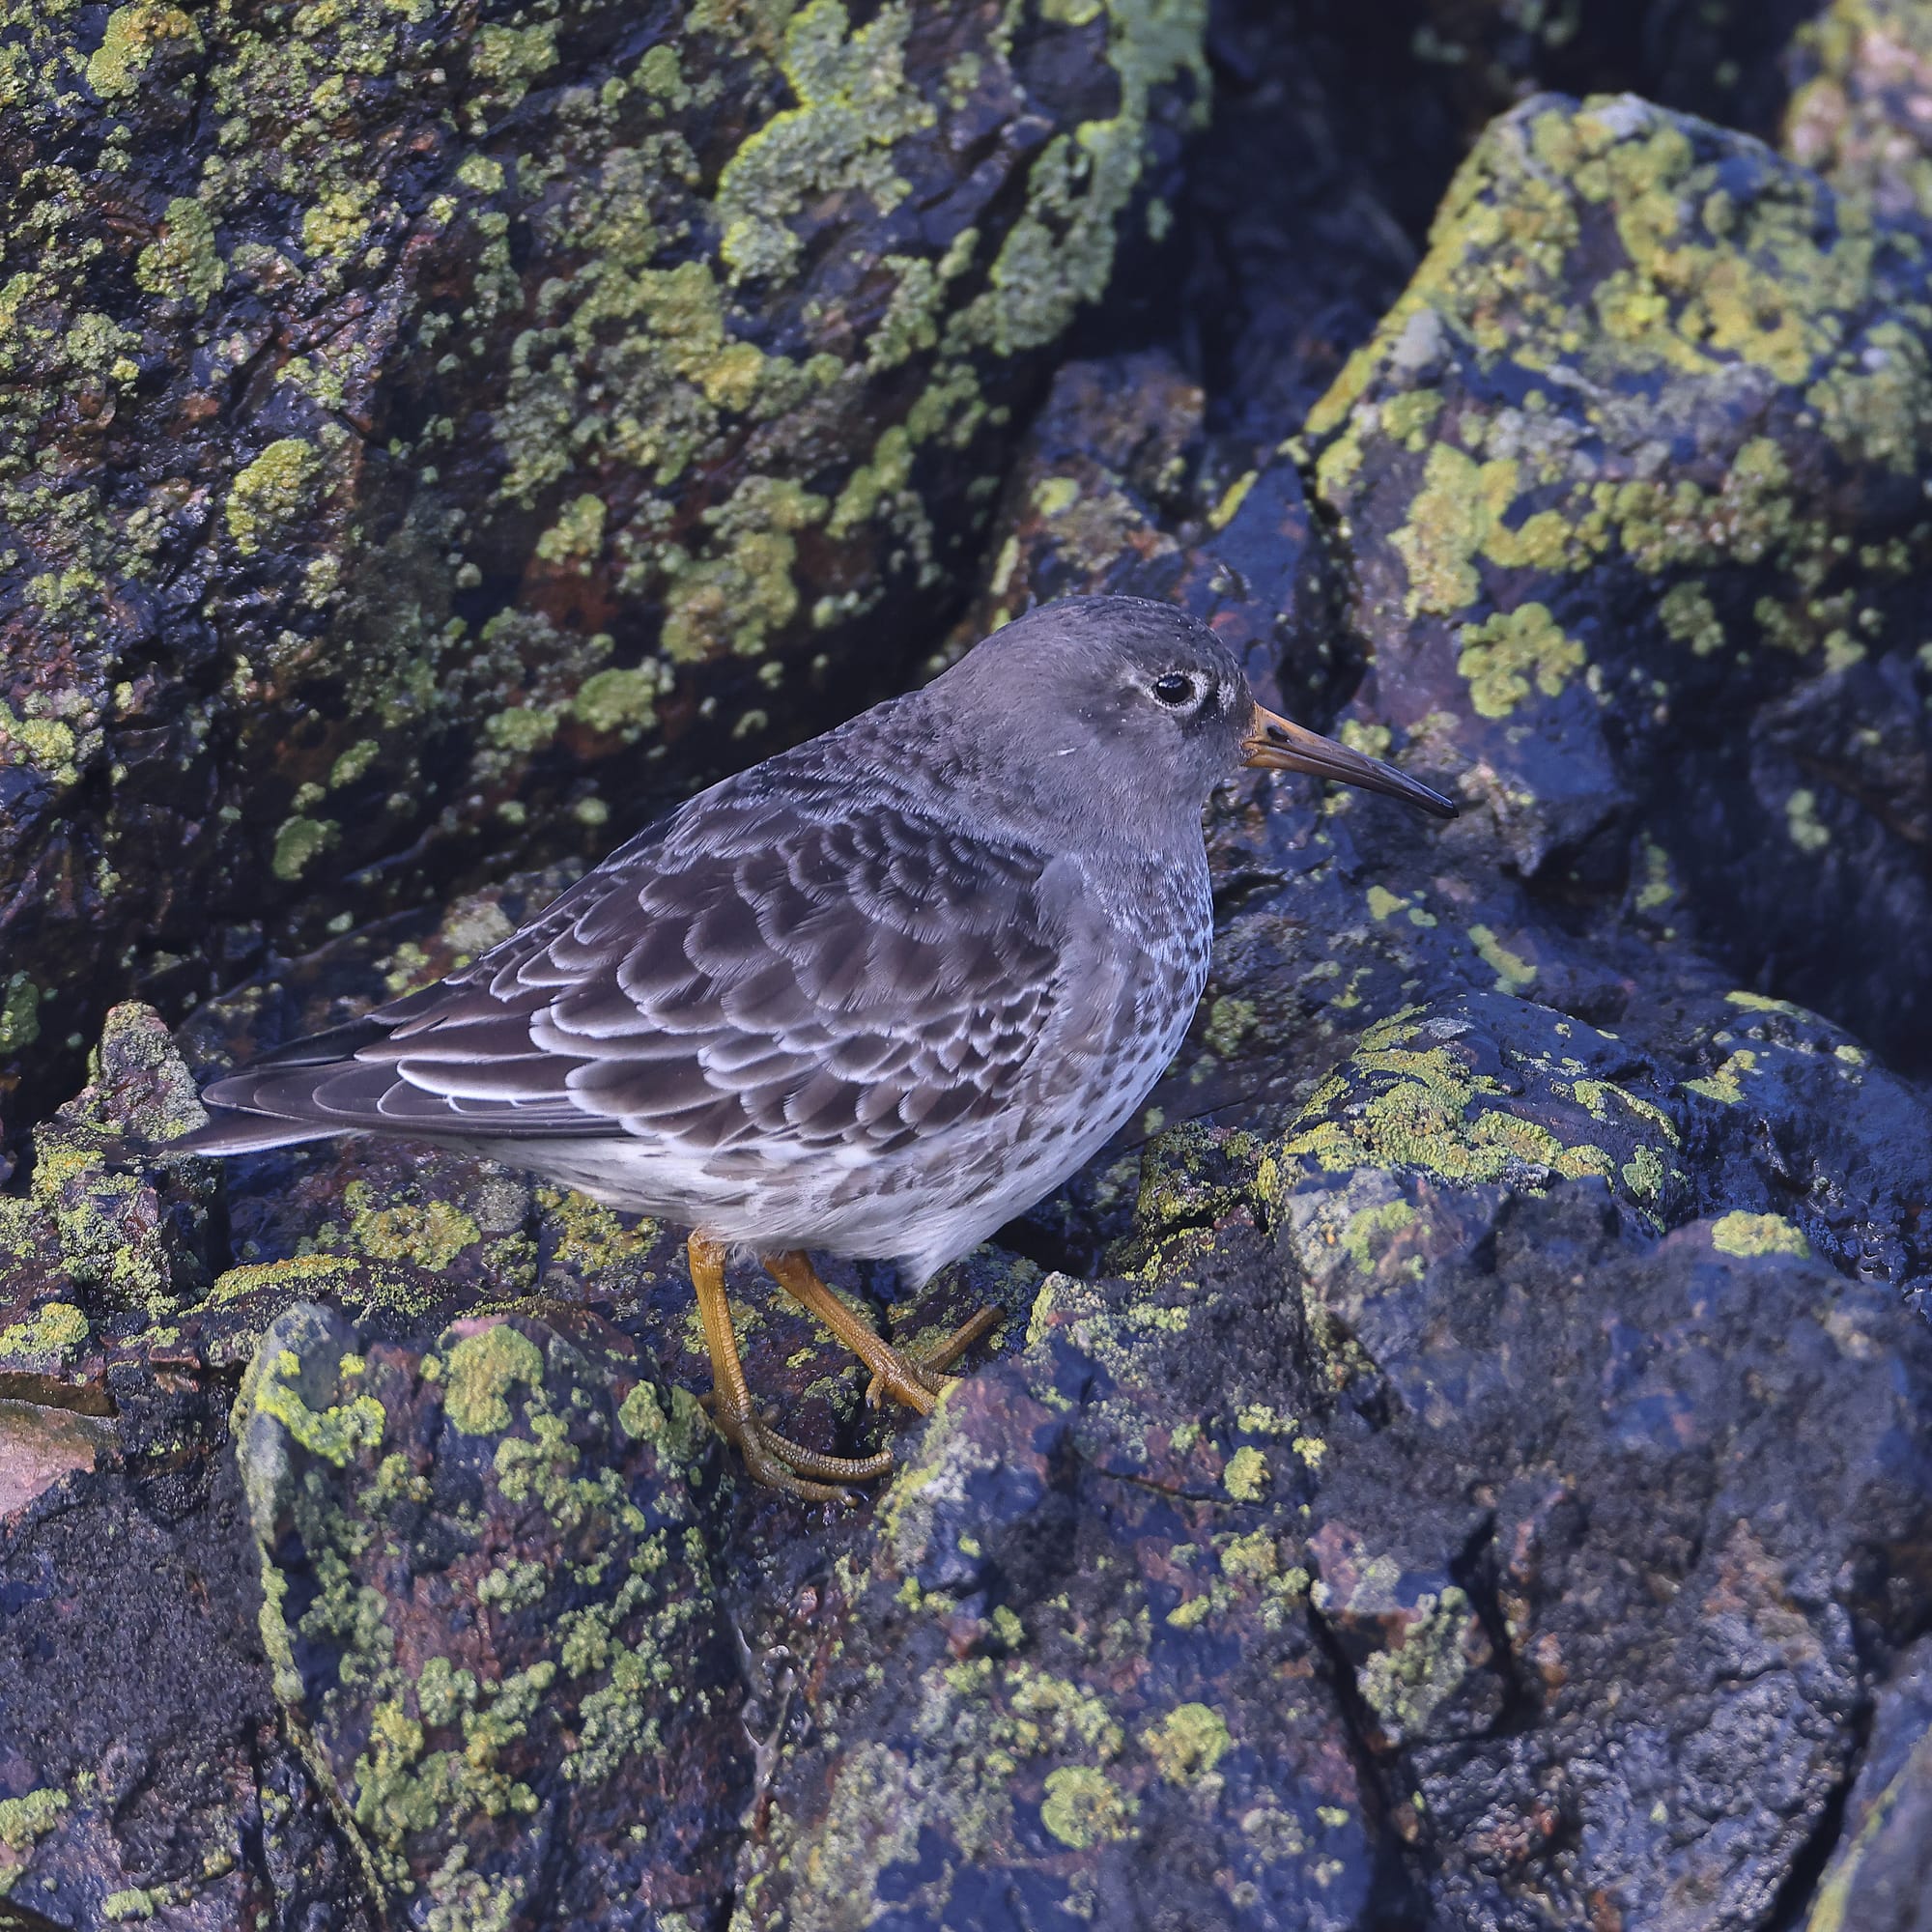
{"left": 687, "top": 1233, "right": 891, "bottom": 1503}
{"left": 761, "top": 1251, "right": 1002, "bottom": 1413}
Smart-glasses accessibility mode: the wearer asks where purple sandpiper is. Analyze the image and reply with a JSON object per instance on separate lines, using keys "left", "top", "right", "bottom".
{"left": 181, "top": 597, "right": 1456, "bottom": 1497}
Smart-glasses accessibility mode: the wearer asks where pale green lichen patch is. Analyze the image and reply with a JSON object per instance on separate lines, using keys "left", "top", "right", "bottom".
{"left": 1468, "top": 924, "right": 1536, "bottom": 993}
{"left": 270, "top": 814, "right": 338, "bottom": 881}
{"left": 85, "top": 1, "right": 201, "bottom": 98}
{"left": 1038, "top": 1764, "right": 1138, "bottom": 1849}
{"left": 1711, "top": 1210, "right": 1811, "bottom": 1259}
{"left": 227, "top": 439, "right": 321, "bottom": 554}
{"left": 135, "top": 196, "right": 226, "bottom": 308}
{"left": 1304, "top": 86, "right": 1932, "bottom": 785}
{"left": 1271, "top": 1007, "right": 1678, "bottom": 1223}
{"left": 1354, "top": 1585, "right": 1480, "bottom": 1742}
{"left": 1143, "top": 1703, "right": 1231, "bottom": 1785}
{"left": 0, "top": 1299, "right": 89, "bottom": 1365}
{"left": 0, "top": 1786, "right": 69, "bottom": 1895}
{"left": 1456, "top": 604, "right": 1586, "bottom": 717}
{"left": 1223, "top": 1445, "right": 1269, "bottom": 1500}
{"left": 251, "top": 1345, "right": 387, "bottom": 1467}
{"left": 440, "top": 1323, "right": 545, "bottom": 1435}
{"left": 717, "top": 0, "right": 936, "bottom": 286}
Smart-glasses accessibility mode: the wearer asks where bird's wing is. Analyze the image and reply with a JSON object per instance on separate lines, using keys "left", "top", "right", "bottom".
{"left": 197, "top": 780, "right": 1068, "bottom": 1160}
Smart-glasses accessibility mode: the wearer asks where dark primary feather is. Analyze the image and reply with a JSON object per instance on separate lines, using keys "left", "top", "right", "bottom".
{"left": 187, "top": 734, "right": 1066, "bottom": 1162}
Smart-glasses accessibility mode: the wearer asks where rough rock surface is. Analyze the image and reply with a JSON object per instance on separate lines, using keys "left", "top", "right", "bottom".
{"left": 9, "top": 6, "right": 1932, "bottom": 1931}
{"left": 0, "top": 0, "right": 1208, "bottom": 1122}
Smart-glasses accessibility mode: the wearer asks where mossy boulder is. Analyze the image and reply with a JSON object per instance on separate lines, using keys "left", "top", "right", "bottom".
{"left": 1304, "top": 92, "right": 1932, "bottom": 1070}
{"left": 0, "top": 0, "right": 1208, "bottom": 1125}
{"left": 235, "top": 1300, "right": 739, "bottom": 1926}
{"left": 733, "top": 1153, "right": 1932, "bottom": 1929}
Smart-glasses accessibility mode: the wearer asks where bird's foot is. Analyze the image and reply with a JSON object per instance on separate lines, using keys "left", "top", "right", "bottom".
{"left": 865, "top": 1303, "right": 1004, "bottom": 1412}
{"left": 702, "top": 1389, "right": 895, "bottom": 1504}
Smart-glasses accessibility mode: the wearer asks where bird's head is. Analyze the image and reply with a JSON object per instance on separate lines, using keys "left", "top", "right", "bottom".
{"left": 945, "top": 596, "right": 1458, "bottom": 830}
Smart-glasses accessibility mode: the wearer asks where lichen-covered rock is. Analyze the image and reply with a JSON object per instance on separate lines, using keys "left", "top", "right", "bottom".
{"left": 1803, "top": 1634, "right": 1932, "bottom": 1932}
{"left": 0, "top": 0, "right": 1208, "bottom": 1123}
{"left": 1267, "top": 990, "right": 1932, "bottom": 1321}
{"left": 1304, "top": 92, "right": 1932, "bottom": 1071}
{"left": 0, "top": 1386, "right": 380, "bottom": 1927}
{"left": 235, "top": 1300, "right": 742, "bottom": 1928}
{"left": 1785, "top": 0, "right": 1932, "bottom": 224}
{"left": 734, "top": 1135, "right": 1932, "bottom": 1929}
{"left": 0, "top": 1002, "right": 216, "bottom": 1408}
{"left": 736, "top": 1193, "right": 1419, "bottom": 1931}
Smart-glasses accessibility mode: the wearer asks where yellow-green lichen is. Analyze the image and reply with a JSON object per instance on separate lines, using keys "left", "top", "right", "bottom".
{"left": 1468, "top": 924, "right": 1536, "bottom": 992}
{"left": 1456, "top": 603, "right": 1586, "bottom": 717}
{"left": 1143, "top": 1703, "right": 1231, "bottom": 1785}
{"left": 270, "top": 814, "right": 338, "bottom": 882}
{"left": 717, "top": 1, "right": 936, "bottom": 286}
{"left": 252, "top": 1346, "right": 386, "bottom": 1466}
{"left": 1355, "top": 1586, "right": 1477, "bottom": 1738}
{"left": 85, "top": 2, "right": 200, "bottom": 98}
{"left": 573, "top": 663, "right": 671, "bottom": 737}
{"left": 1686, "top": 1048, "right": 1758, "bottom": 1105}
{"left": 1711, "top": 1210, "right": 1810, "bottom": 1259}
{"left": 1038, "top": 1765, "right": 1138, "bottom": 1850}
{"left": 440, "top": 1324, "right": 544, "bottom": 1435}
{"left": 1785, "top": 787, "right": 1833, "bottom": 853}
{"left": 135, "top": 195, "right": 226, "bottom": 308}
{"left": 0, "top": 1299, "right": 89, "bottom": 1362}
{"left": 227, "top": 439, "right": 321, "bottom": 554}
{"left": 1223, "top": 1445, "right": 1268, "bottom": 1500}
{"left": 1339, "top": 1201, "right": 1418, "bottom": 1274}
{"left": 0, "top": 1785, "right": 68, "bottom": 1895}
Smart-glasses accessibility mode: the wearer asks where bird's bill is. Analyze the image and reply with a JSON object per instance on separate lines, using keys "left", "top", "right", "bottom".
{"left": 1241, "top": 704, "right": 1459, "bottom": 819}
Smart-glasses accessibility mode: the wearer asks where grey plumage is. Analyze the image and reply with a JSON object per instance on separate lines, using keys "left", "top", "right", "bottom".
{"left": 184, "top": 596, "right": 1454, "bottom": 1285}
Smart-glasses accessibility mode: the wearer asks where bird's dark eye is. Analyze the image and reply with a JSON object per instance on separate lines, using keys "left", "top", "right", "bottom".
{"left": 1152, "top": 672, "right": 1198, "bottom": 707}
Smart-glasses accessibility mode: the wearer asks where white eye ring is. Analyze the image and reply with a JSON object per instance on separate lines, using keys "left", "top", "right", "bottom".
{"left": 1152, "top": 672, "right": 1197, "bottom": 707}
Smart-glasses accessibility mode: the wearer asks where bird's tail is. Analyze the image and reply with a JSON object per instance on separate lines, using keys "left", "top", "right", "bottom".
{"left": 168, "top": 1013, "right": 392, "bottom": 1156}
{"left": 168, "top": 1111, "right": 346, "bottom": 1156}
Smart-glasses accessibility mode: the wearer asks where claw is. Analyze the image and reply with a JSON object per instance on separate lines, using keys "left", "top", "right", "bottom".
{"left": 689, "top": 1231, "right": 895, "bottom": 1501}
{"left": 865, "top": 1304, "right": 1004, "bottom": 1410}
{"left": 707, "top": 1385, "right": 894, "bottom": 1504}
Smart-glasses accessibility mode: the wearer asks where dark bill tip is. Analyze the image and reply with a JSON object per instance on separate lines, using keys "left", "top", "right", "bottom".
{"left": 1241, "top": 706, "right": 1459, "bottom": 819}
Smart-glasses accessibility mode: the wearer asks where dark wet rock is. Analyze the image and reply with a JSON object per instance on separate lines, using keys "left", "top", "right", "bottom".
{"left": 0, "top": 1405, "right": 380, "bottom": 1928}
{"left": 734, "top": 1155, "right": 1932, "bottom": 1929}
{"left": 1804, "top": 1634, "right": 1932, "bottom": 1932}
{"left": 234, "top": 1299, "right": 742, "bottom": 1929}
{"left": 0, "top": 0, "right": 1208, "bottom": 1127}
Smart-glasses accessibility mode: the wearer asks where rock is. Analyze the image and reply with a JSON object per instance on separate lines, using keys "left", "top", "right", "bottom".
{"left": 1804, "top": 1635, "right": 1932, "bottom": 1932}
{"left": 0, "top": 1003, "right": 217, "bottom": 1412}
{"left": 1786, "top": 0, "right": 1932, "bottom": 224}
{"left": 1303, "top": 92, "right": 1932, "bottom": 1072}
{"left": 10, "top": 15, "right": 1932, "bottom": 1929}
{"left": 0, "top": 1407, "right": 379, "bottom": 1927}
{"left": 735, "top": 1142, "right": 1932, "bottom": 1929}
{"left": 234, "top": 1300, "right": 742, "bottom": 1928}
{"left": 0, "top": 0, "right": 1209, "bottom": 1125}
